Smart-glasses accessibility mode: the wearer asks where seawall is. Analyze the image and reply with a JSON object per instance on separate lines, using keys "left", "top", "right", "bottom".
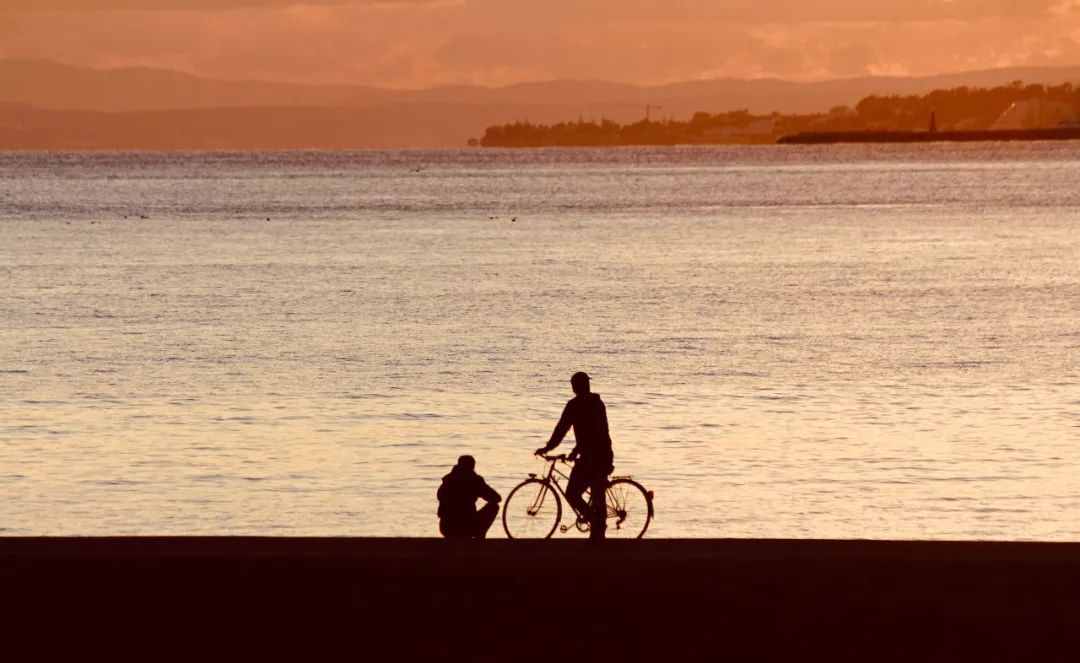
{"left": 3, "top": 537, "right": 1078, "bottom": 660}
{"left": 778, "top": 128, "right": 1080, "bottom": 144}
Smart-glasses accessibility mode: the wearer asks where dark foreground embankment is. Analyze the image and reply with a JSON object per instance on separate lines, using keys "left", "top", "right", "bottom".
{"left": 3, "top": 537, "right": 1078, "bottom": 660}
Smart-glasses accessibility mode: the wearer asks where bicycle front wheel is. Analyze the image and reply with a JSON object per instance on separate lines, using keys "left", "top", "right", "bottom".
{"left": 502, "top": 478, "right": 562, "bottom": 539}
{"left": 605, "top": 478, "right": 653, "bottom": 539}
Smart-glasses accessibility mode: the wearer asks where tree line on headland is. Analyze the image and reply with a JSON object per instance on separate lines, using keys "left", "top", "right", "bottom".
{"left": 475, "top": 81, "right": 1080, "bottom": 147}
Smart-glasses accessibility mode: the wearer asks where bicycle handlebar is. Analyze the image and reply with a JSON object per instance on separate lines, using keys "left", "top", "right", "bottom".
{"left": 537, "top": 453, "right": 571, "bottom": 463}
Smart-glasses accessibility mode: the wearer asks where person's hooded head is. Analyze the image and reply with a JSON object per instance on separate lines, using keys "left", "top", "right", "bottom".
{"left": 454, "top": 454, "right": 476, "bottom": 474}
{"left": 571, "top": 371, "right": 591, "bottom": 396}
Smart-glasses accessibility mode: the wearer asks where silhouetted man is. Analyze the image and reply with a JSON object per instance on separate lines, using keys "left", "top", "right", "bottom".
{"left": 437, "top": 455, "right": 501, "bottom": 539}
{"left": 535, "top": 372, "right": 614, "bottom": 540}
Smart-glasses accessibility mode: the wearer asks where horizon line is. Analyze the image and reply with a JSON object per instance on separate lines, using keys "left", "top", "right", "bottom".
{"left": 6, "top": 56, "right": 1080, "bottom": 94}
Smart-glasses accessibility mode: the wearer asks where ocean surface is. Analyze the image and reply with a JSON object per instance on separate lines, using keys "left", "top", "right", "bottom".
{"left": 1, "top": 144, "right": 1078, "bottom": 539}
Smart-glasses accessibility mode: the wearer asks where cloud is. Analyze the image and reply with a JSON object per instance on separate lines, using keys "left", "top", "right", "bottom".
{"left": 463, "top": 0, "right": 1066, "bottom": 25}
{"left": 2, "top": 0, "right": 1065, "bottom": 21}
{"left": 1, "top": 0, "right": 436, "bottom": 12}
{"left": 2, "top": 1, "right": 1080, "bottom": 88}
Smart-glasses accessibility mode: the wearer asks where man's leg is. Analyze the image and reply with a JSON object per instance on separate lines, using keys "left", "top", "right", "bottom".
{"left": 473, "top": 502, "right": 500, "bottom": 538}
{"left": 440, "top": 518, "right": 466, "bottom": 538}
{"left": 565, "top": 464, "right": 590, "bottom": 520}
{"left": 588, "top": 473, "right": 607, "bottom": 540}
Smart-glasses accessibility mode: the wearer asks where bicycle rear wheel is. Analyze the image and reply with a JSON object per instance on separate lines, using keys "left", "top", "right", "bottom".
{"left": 502, "top": 478, "right": 562, "bottom": 539}
{"left": 604, "top": 478, "right": 653, "bottom": 539}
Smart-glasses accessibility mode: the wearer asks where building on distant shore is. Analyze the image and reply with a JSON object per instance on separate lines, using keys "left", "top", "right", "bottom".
{"left": 992, "top": 98, "right": 1079, "bottom": 130}
{"left": 700, "top": 117, "right": 776, "bottom": 140}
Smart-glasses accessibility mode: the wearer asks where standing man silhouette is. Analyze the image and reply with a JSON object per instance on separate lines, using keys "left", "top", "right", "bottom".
{"left": 535, "top": 372, "right": 614, "bottom": 540}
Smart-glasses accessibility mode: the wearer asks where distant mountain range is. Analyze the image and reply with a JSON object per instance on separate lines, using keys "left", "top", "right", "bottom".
{"left": 3, "top": 59, "right": 1080, "bottom": 148}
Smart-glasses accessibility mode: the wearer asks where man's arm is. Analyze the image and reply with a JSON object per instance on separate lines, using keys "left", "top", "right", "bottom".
{"left": 436, "top": 481, "right": 446, "bottom": 517}
{"left": 535, "top": 400, "right": 574, "bottom": 455}
{"left": 477, "top": 478, "right": 501, "bottom": 504}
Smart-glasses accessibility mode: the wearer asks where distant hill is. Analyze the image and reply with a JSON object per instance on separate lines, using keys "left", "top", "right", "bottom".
{"left": 0, "top": 60, "right": 399, "bottom": 112}
{"left": 0, "top": 104, "right": 587, "bottom": 150}
{"left": 2, "top": 59, "right": 1080, "bottom": 148}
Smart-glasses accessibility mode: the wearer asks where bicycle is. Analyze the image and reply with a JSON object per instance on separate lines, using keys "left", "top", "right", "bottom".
{"left": 502, "top": 454, "right": 654, "bottom": 539}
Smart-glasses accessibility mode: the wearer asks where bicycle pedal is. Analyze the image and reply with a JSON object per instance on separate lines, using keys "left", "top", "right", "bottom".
{"left": 559, "top": 525, "right": 570, "bottom": 533}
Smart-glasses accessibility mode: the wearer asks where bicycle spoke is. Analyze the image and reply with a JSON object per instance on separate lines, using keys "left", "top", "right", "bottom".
{"left": 606, "top": 485, "right": 626, "bottom": 518}
{"left": 602, "top": 479, "right": 652, "bottom": 539}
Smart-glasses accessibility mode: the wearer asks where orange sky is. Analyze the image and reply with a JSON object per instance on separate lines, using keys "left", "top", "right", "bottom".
{"left": 3, "top": 1, "right": 1080, "bottom": 88}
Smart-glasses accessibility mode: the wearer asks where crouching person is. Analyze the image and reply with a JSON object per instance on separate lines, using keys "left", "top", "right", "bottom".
{"left": 437, "top": 455, "right": 501, "bottom": 538}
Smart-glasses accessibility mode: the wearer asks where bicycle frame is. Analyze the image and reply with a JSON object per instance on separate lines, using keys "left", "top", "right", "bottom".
{"left": 527, "top": 455, "right": 603, "bottom": 524}
{"left": 526, "top": 456, "right": 578, "bottom": 517}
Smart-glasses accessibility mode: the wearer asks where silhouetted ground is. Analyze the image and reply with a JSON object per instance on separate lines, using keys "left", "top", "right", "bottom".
{"left": 2, "top": 537, "right": 1078, "bottom": 660}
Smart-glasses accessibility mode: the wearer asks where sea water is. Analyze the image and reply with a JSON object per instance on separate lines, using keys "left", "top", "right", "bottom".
{"left": 1, "top": 144, "right": 1078, "bottom": 538}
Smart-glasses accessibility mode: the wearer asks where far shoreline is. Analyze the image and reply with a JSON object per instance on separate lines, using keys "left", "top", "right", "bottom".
{"left": 6, "top": 135, "right": 1080, "bottom": 154}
